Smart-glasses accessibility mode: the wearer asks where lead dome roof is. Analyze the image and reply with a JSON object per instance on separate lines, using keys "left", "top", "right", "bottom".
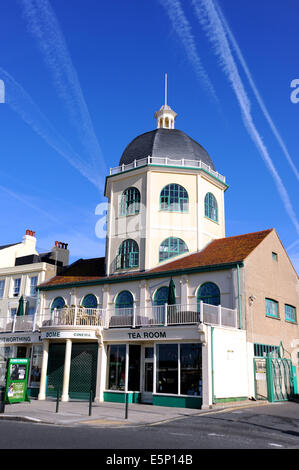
{"left": 119, "top": 128, "right": 215, "bottom": 170}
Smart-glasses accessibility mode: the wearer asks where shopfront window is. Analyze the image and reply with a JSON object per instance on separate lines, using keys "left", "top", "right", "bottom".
{"left": 128, "top": 345, "right": 141, "bottom": 391}
{"left": 156, "top": 344, "right": 178, "bottom": 394}
{"left": 180, "top": 344, "right": 202, "bottom": 396}
{"left": 30, "top": 345, "right": 42, "bottom": 387}
{"left": 107, "top": 344, "right": 126, "bottom": 391}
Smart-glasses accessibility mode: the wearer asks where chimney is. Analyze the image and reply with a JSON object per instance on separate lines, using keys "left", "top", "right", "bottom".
{"left": 51, "top": 241, "right": 70, "bottom": 267}
{"left": 22, "top": 229, "right": 37, "bottom": 251}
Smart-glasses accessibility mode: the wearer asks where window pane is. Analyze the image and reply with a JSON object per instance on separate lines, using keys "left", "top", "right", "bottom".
{"left": 159, "top": 237, "right": 188, "bottom": 262}
{"left": 30, "top": 345, "right": 43, "bottom": 386}
{"left": 0, "top": 280, "right": 5, "bottom": 298}
{"left": 108, "top": 344, "right": 126, "bottom": 391}
{"left": 51, "top": 297, "right": 65, "bottom": 312}
{"left": 180, "top": 344, "right": 202, "bottom": 396}
{"left": 82, "top": 294, "right": 97, "bottom": 309}
{"left": 128, "top": 345, "right": 141, "bottom": 391}
{"left": 156, "top": 344, "right": 178, "bottom": 394}
{"left": 160, "top": 184, "right": 188, "bottom": 212}
{"left": 266, "top": 299, "right": 278, "bottom": 317}
{"left": 197, "top": 282, "right": 220, "bottom": 306}
{"left": 13, "top": 278, "right": 21, "bottom": 296}
{"left": 30, "top": 276, "right": 38, "bottom": 296}
{"left": 204, "top": 192, "right": 218, "bottom": 222}
{"left": 285, "top": 304, "right": 296, "bottom": 323}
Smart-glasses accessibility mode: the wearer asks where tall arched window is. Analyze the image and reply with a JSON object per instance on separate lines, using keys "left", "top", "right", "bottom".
{"left": 115, "top": 291, "right": 134, "bottom": 311}
{"left": 116, "top": 239, "right": 139, "bottom": 269}
{"left": 159, "top": 237, "right": 188, "bottom": 262}
{"left": 51, "top": 296, "right": 65, "bottom": 312}
{"left": 204, "top": 192, "right": 218, "bottom": 222}
{"left": 160, "top": 184, "right": 189, "bottom": 212}
{"left": 119, "top": 187, "right": 140, "bottom": 216}
{"left": 153, "top": 286, "right": 169, "bottom": 306}
{"left": 81, "top": 294, "right": 98, "bottom": 309}
{"left": 197, "top": 282, "right": 220, "bottom": 305}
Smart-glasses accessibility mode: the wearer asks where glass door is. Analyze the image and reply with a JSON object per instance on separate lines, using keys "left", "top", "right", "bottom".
{"left": 142, "top": 346, "right": 154, "bottom": 403}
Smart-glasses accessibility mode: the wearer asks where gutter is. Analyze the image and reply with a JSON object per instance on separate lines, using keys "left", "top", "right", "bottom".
{"left": 237, "top": 263, "right": 242, "bottom": 329}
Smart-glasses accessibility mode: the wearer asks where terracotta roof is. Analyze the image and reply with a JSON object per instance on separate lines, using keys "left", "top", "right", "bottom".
{"left": 39, "top": 229, "right": 273, "bottom": 289}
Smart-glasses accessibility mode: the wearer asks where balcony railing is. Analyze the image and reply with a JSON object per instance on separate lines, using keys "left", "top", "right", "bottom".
{"left": 0, "top": 302, "right": 238, "bottom": 333}
{"left": 105, "top": 302, "right": 238, "bottom": 329}
{"left": 36, "top": 307, "right": 104, "bottom": 328}
{"left": 109, "top": 156, "right": 226, "bottom": 183}
{"left": 0, "top": 314, "right": 35, "bottom": 333}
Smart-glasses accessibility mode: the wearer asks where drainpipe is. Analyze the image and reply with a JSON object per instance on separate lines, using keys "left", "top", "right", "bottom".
{"left": 211, "top": 326, "right": 215, "bottom": 404}
{"left": 237, "top": 264, "right": 242, "bottom": 329}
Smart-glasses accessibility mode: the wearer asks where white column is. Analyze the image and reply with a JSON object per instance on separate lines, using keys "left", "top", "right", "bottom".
{"left": 201, "top": 334, "right": 210, "bottom": 409}
{"left": 38, "top": 340, "right": 49, "bottom": 400}
{"left": 95, "top": 338, "right": 106, "bottom": 403}
{"left": 61, "top": 339, "right": 72, "bottom": 402}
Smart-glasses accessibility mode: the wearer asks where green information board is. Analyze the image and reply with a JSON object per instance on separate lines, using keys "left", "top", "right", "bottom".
{"left": 5, "top": 358, "right": 30, "bottom": 404}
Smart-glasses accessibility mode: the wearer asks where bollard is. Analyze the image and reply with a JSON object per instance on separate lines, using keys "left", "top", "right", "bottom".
{"left": 56, "top": 387, "right": 60, "bottom": 413}
{"left": 89, "top": 389, "right": 93, "bottom": 416}
{"left": 125, "top": 392, "right": 129, "bottom": 419}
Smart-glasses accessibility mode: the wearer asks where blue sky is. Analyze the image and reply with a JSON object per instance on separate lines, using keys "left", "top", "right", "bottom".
{"left": 0, "top": 0, "right": 298, "bottom": 271}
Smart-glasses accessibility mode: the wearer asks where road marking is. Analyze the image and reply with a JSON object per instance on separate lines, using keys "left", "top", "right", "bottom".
{"left": 268, "top": 443, "right": 283, "bottom": 448}
{"left": 208, "top": 433, "right": 225, "bottom": 437}
{"left": 170, "top": 432, "right": 193, "bottom": 437}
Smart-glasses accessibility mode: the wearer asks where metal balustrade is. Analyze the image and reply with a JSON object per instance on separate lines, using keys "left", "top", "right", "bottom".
{"left": 0, "top": 302, "right": 238, "bottom": 333}
{"left": 109, "top": 156, "right": 226, "bottom": 183}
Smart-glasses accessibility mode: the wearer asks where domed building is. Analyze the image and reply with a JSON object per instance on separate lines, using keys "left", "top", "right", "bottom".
{"left": 105, "top": 97, "right": 228, "bottom": 276}
{"left": 33, "top": 83, "right": 298, "bottom": 411}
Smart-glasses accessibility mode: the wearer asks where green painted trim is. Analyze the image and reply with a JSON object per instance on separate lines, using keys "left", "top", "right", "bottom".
{"left": 153, "top": 394, "right": 202, "bottom": 409}
{"left": 211, "top": 326, "right": 215, "bottom": 404}
{"left": 266, "top": 357, "right": 274, "bottom": 402}
{"left": 103, "top": 391, "right": 141, "bottom": 404}
{"left": 237, "top": 264, "right": 242, "bottom": 329}
{"left": 38, "top": 261, "right": 244, "bottom": 291}
{"left": 214, "top": 397, "right": 248, "bottom": 403}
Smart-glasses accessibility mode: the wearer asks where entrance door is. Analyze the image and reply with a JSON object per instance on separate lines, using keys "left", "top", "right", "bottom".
{"left": 141, "top": 346, "right": 154, "bottom": 404}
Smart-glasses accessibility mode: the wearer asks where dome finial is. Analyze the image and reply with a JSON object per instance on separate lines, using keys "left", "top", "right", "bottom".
{"left": 154, "top": 74, "right": 177, "bottom": 129}
{"left": 165, "top": 73, "right": 167, "bottom": 106}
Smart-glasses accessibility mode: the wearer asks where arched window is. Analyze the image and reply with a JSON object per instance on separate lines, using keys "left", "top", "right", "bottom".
{"left": 81, "top": 294, "right": 98, "bottom": 309}
{"left": 51, "top": 296, "right": 65, "bottom": 312}
{"left": 204, "top": 192, "right": 218, "bottom": 222}
{"left": 153, "top": 286, "right": 169, "bottom": 306}
{"left": 115, "top": 291, "right": 134, "bottom": 311}
{"left": 159, "top": 237, "right": 188, "bottom": 262}
{"left": 197, "top": 282, "right": 220, "bottom": 306}
{"left": 160, "top": 184, "right": 189, "bottom": 212}
{"left": 116, "top": 239, "right": 139, "bottom": 269}
{"left": 119, "top": 187, "right": 140, "bottom": 216}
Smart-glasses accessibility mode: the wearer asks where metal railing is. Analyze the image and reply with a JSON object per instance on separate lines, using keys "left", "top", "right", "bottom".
{"left": 109, "top": 156, "right": 226, "bottom": 183}
{"left": 0, "top": 302, "right": 238, "bottom": 333}
{"left": 105, "top": 302, "right": 237, "bottom": 329}
{"left": 36, "top": 307, "right": 104, "bottom": 328}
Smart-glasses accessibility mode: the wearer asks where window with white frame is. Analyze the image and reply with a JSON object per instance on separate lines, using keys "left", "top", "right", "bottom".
{"left": 29, "top": 276, "right": 38, "bottom": 296}
{"left": 12, "top": 278, "right": 21, "bottom": 297}
{"left": 0, "top": 280, "right": 5, "bottom": 299}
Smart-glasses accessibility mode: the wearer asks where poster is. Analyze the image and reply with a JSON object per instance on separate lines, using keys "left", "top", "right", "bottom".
{"left": 5, "top": 358, "right": 30, "bottom": 404}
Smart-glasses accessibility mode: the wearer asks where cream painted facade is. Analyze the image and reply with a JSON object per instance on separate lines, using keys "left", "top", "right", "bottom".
{"left": 105, "top": 165, "right": 227, "bottom": 275}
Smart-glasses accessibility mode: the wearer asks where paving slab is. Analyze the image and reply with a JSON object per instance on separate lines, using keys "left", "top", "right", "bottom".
{"left": 0, "top": 398, "right": 276, "bottom": 427}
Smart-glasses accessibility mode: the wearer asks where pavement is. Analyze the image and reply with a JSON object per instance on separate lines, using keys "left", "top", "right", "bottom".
{"left": 0, "top": 397, "right": 277, "bottom": 427}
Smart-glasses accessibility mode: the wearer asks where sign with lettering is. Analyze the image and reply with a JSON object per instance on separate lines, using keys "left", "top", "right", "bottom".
{"left": 5, "top": 358, "right": 30, "bottom": 404}
{"left": 0, "top": 333, "right": 41, "bottom": 344}
{"left": 103, "top": 326, "right": 201, "bottom": 342}
{"left": 40, "top": 330, "right": 98, "bottom": 340}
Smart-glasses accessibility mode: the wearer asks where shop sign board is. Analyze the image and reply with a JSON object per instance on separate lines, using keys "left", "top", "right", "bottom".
{"left": 5, "top": 358, "right": 30, "bottom": 404}
{"left": 103, "top": 326, "right": 201, "bottom": 342}
{"left": 41, "top": 330, "right": 98, "bottom": 340}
